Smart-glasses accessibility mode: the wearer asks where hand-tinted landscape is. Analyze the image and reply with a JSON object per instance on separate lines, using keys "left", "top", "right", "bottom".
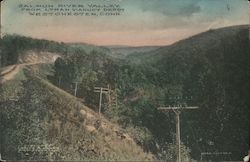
{"left": 0, "top": 25, "right": 249, "bottom": 161}
{"left": 1, "top": 0, "right": 249, "bottom": 161}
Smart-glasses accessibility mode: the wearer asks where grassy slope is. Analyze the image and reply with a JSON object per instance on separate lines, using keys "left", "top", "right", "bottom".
{"left": 0, "top": 65, "right": 154, "bottom": 161}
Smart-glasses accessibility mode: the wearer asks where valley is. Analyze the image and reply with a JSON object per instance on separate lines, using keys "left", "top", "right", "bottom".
{"left": 0, "top": 25, "right": 249, "bottom": 161}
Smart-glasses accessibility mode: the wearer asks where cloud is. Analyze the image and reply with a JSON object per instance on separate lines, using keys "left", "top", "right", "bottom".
{"left": 1, "top": 0, "right": 248, "bottom": 46}
{"left": 136, "top": 0, "right": 202, "bottom": 17}
{"left": 179, "top": 3, "right": 201, "bottom": 17}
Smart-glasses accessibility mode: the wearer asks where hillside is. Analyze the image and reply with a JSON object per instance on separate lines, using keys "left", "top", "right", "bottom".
{"left": 0, "top": 50, "right": 60, "bottom": 84}
{"left": 106, "top": 46, "right": 161, "bottom": 59}
{"left": 0, "top": 62, "right": 154, "bottom": 160}
{"left": 50, "top": 25, "right": 249, "bottom": 161}
{"left": 68, "top": 43, "right": 111, "bottom": 55}
{"left": 127, "top": 25, "right": 249, "bottom": 64}
{"left": 0, "top": 25, "right": 249, "bottom": 161}
{"left": 121, "top": 25, "right": 250, "bottom": 160}
{"left": 0, "top": 35, "right": 112, "bottom": 68}
{"left": 155, "top": 25, "right": 248, "bottom": 60}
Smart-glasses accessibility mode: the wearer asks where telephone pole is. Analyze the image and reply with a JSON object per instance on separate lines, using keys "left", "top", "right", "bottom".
{"left": 94, "top": 87, "right": 110, "bottom": 115}
{"left": 58, "top": 76, "right": 62, "bottom": 87}
{"left": 158, "top": 106, "right": 199, "bottom": 162}
{"left": 73, "top": 82, "right": 80, "bottom": 97}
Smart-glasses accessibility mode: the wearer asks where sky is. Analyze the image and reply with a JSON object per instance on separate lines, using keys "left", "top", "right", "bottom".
{"left": 1, "top": 0, "right": 249, "bottom": 46}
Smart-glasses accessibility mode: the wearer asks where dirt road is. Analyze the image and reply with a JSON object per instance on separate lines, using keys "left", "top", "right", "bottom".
{"left": 0, "top": 63, "right": 39, "bottom": 84}
{"left": 0, "top": 51, "right": 60, "bottom": 84}
{"left": 0, "top": 65, "right": 20, "bottom": 83}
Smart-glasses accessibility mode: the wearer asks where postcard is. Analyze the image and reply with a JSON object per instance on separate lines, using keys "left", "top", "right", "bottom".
{"left": 0, "top": 0, "right": 249, "bottom": 161}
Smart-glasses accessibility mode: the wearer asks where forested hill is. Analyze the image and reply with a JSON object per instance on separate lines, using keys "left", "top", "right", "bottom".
{"left": 0, "top": 37, "right": 155, "bottom": 160}
{"left": 127, "top": 25, "right": 249, "bottom": 64}
{"left": 0, "top": 35, "right": 111, "bottom": 67}
{"left": 124, "top": 25, "right": 250, "bottom": 160}
{"left": 106, "top": 46, "right": 161, "bottom": 59}
{"left": 51, "top": 25, "right": 249, "bottom": 160}
{"left": 0, "top": 25, "right": 249, "bottom": 161}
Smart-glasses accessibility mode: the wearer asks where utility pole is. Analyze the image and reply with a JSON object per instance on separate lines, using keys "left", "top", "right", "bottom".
{"left": 73, "top": 82, "right": 80, "bottom": 97}
{"left": 107, "top": 84, "right": 111, "bottom": 104}
{"left": 158, "top": 106, "right": 199, "bottom": 162}
{"left": 58, "top": 76, "right": 62, "bottom": 87}
{"left": 94, "top": 87, "right": 110, "bottom": 115}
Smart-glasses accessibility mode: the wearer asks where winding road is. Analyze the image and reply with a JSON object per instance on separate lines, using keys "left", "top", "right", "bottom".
{"left": 0, "top": 63, "right": 40, "bottom": 84}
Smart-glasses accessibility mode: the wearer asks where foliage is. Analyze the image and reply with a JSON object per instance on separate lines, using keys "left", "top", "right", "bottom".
{"left": 0, "top": 35, "right": 110, "bottom": 67}
{"left": 1, "top": 25, "right": 248, "bottom": 161}
{"left": 0, "top": 70, "right": 154, "bottom": 160}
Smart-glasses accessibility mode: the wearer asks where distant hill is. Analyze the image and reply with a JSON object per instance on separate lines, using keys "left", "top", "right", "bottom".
{"left": 154, "top": 25, "right": 249, "bottom": 61}
{"left": 106, "top": 46, "right": 161, "bottom": 59}
{"left": 68, "top": 43, "right": 111, "bottom": 54}
{"left": 127, "top": 25, "right": 249, "bottom": 64}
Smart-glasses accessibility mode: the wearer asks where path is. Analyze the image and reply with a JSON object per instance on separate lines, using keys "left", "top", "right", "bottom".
{"left": 0, "top": 51, "right": 60, "bottom": 84}
{"left": 0, "top": 63, "right": 41, "bottom": 84}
